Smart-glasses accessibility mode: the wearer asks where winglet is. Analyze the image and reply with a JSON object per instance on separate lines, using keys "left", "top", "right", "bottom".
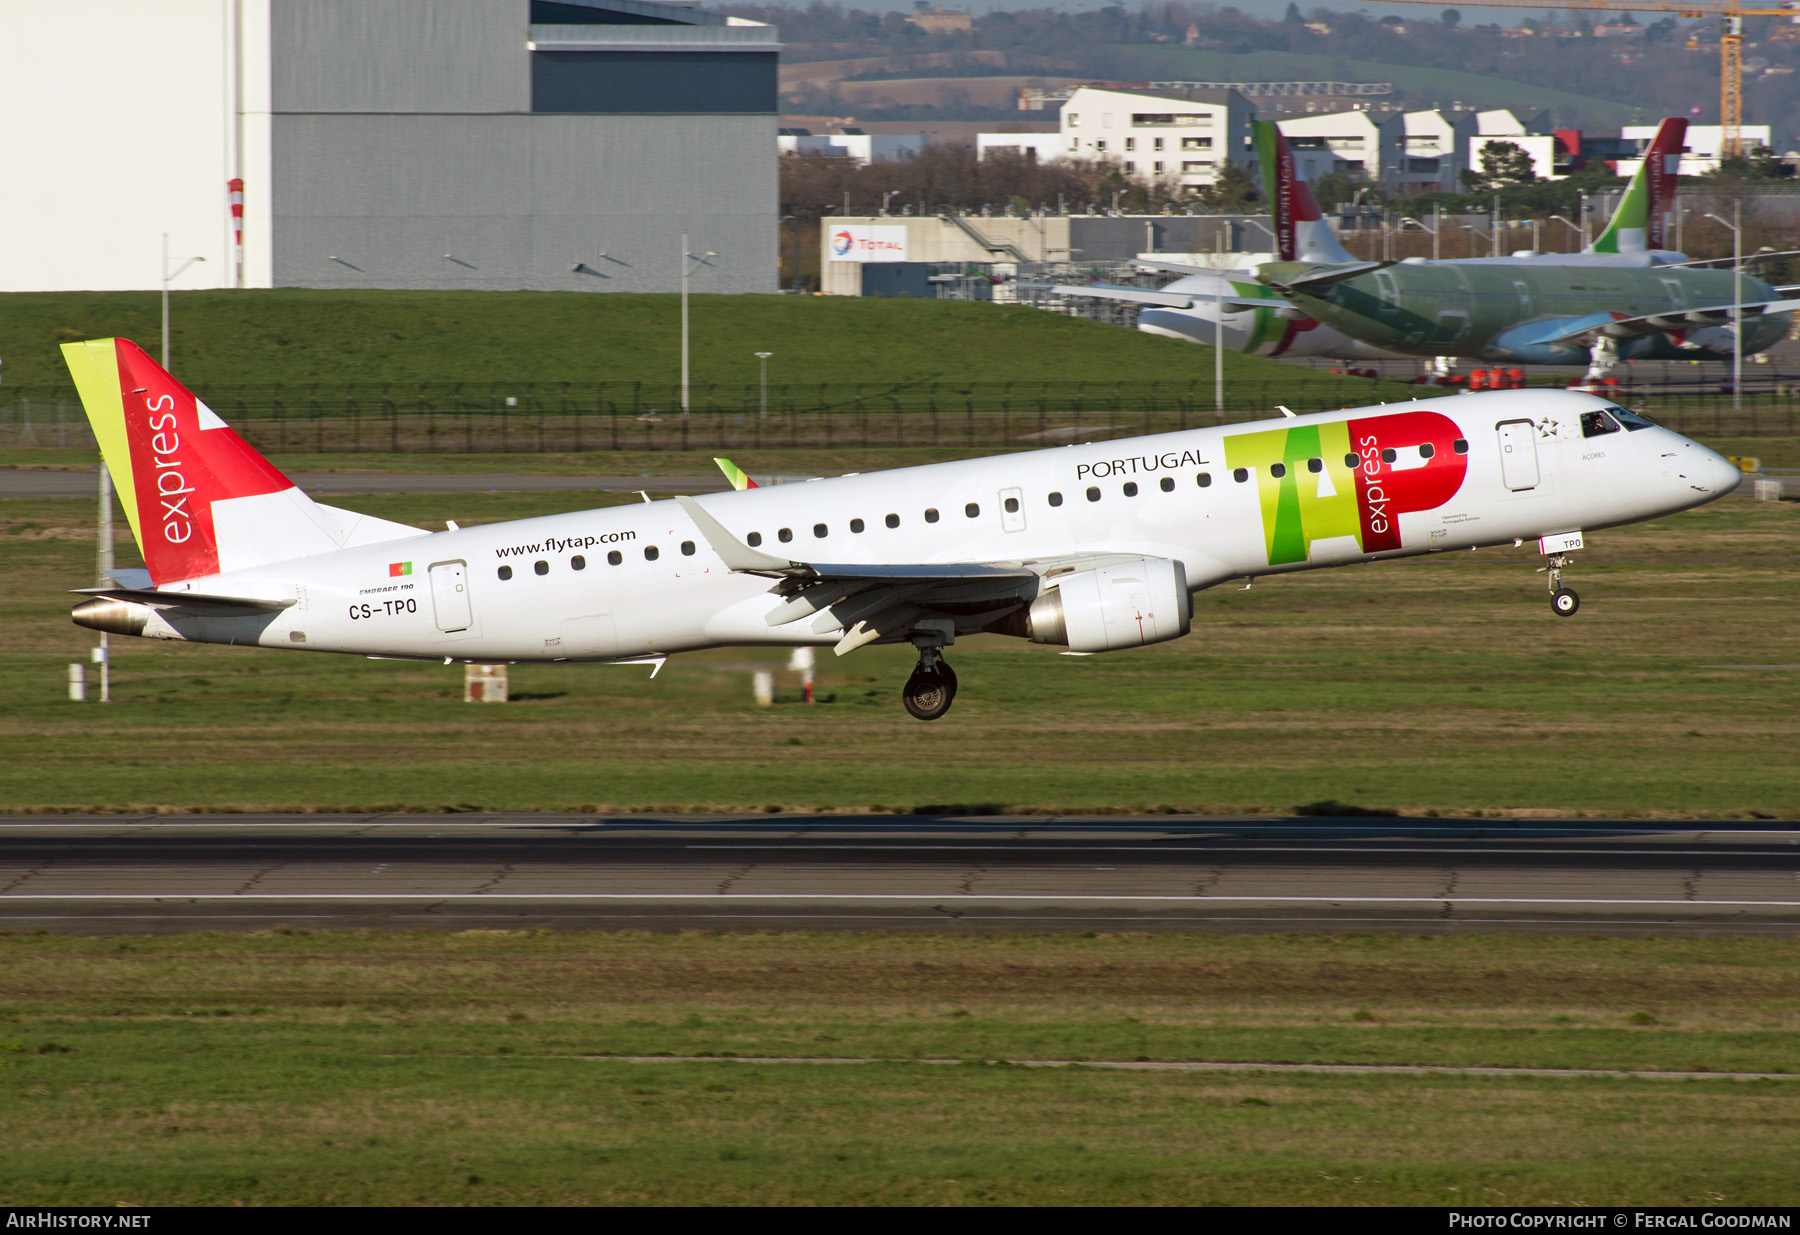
{"left": 713, "top": 457, "right": 758, "bottom": 490}
{"left": 676, "top": 495, "right": 798, "bottom": 574}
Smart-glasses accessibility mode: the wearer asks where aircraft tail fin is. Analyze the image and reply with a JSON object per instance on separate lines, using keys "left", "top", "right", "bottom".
{"left": 1590, "top": 117, "right": 1686, "bottom": 254}
{"left": 1253, "top": 120, "right": 1356, "bottom": 264}
{"left": 714, "top": 457, "right": 759, "bottom": 490}
{"left": 61, "top": 339, "right": 426, "bottom": 586}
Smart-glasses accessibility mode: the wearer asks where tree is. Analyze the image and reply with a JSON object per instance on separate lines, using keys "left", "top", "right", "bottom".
{"left": 1441, "top": 8, "right": 1461, "bottom": 26}
{"left": 1461, "top": 141, "right": 1538, "bottom": 191}
{"left": 1284, "top": 2, "right": 1303, "bottom": 21}
{"left": 1193, "top": 162, "right": 1261, "bottom": 212}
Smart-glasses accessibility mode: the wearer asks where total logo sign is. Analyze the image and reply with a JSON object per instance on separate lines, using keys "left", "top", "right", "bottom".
{"left": 828, "top": 225, "right": 908, "bottom": 262}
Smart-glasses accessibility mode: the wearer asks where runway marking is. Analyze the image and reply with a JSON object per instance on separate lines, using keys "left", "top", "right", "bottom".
{"left": 571, "top": 1056, "right": 1799, "bottom": 1083}
{"left": 2, "top": 893, "right": 1795, "bottom": 907}
{"left": 683, "top": 845, "right": 1800, "bottom": 857}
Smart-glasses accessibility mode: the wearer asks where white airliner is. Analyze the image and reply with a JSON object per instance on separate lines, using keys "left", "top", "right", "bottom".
{"left": 63, "top": 338, "right": 1738, "bottom": 720}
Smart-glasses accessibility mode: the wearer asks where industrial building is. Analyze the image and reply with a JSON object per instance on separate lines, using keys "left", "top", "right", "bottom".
{"left": 0, "top": 0, "right": 779, "bottom": 294}
{"left": 818, "top": 212, "right": 1273, "bottom": 299}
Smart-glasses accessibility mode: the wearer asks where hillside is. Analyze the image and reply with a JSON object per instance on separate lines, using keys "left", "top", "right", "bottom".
{"left": 0, "top": 290, "right": 1374, "bottom": 394}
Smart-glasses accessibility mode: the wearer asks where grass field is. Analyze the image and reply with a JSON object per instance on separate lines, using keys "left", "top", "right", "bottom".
{"left": 1, "top": 480, "right": 1795, "bottom": 816}
{"left": 0, "top": 290, "right": 1383, "bottom": 392}
{"left": 1, "top": 931, "right": 1795, "bottom": 1205}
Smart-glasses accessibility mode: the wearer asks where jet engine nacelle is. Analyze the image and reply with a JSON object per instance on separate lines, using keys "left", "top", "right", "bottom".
{"left": 1026, "top": 557, "right": 1192, "bottom": 653}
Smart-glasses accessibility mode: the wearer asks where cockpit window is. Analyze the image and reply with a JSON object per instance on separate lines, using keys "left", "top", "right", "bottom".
{"left": 1580, "top": 409, "right": 1621, "bottom": 438}
{"left": 1604, "top": 404, "right": 1657, "bottom": 431}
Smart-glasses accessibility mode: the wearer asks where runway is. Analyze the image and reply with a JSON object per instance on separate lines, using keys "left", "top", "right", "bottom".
{"left": 2, "top": 814, "right": 1795, "bottom": 935}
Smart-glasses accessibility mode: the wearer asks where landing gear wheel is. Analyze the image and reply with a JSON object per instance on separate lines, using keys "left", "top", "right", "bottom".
{"left": 903, "top": 668, "right": 955, "bottom": 721}
{"left": 1551, "top": 587, "right": 1580, "bottom": 617}
{"left": 938, "top": 659, "right": 958, "bottom": 699}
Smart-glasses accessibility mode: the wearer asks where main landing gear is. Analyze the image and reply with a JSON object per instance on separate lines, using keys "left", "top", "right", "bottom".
{"left": 1541, "top": 553, "right": 1580, "bottom": 617}
{"left": 903, "top": 644, "right": 958, "bottom": 721}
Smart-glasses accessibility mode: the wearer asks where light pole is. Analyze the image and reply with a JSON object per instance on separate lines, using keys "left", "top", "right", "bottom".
{"left": 161, "top": 234, "right": 206, "bottom": 370}
{"left": 1705, "top": 204, "right": 1744, "bottom": 411}
{"left": 1549, "top": 214, "right": 1583, "bottom": 253}
{"left": 1400, "top": 216, "right": 1439, "bottom": 261}
{"left": 680, "top": 232, "right": 718, "bottom": 417}
{"left": 755, "top": 351, "right": 772, "bottom": 420}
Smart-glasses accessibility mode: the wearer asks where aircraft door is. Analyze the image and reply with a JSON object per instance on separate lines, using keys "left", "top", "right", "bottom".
{"left": 1659, "top": 279, "right": 1686, "bottom": 309}
{"left": 999, "top": 486, "right": 1026, "bottom": 532}
{"left": 428, "top": 560, "right": 473, "bottom": 632}
{"left": 1512, "top": 280, "right": 1532, "bottom": 315}
{"left": 1495, "top": 420, "right": 1540, "bottom": 491}
{"left": 1374, "top": 270, "right": 1401, "bottom": 317}
{"left": 1433, "top": 311, "right": 1468, "bottom": 345}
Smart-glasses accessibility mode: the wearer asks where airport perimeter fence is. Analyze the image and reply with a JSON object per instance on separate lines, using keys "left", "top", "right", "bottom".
{"left": 4, "top": 377, "right": 1799, "bottom": 456}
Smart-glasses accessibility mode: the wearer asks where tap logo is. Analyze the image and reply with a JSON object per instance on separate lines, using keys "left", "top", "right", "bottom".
{"left": 1225, "top": 410, "right": 1468, "bottom": 564}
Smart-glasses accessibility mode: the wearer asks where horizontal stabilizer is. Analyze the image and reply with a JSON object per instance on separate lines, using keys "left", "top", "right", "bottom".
{"left": 1255, "top": 260, "right": 1390, "bottom": 293}
{"left": 71, "top": 586, "right": 296, "bottom": 613}
{"left": 1026, "top": 282, "right": 1283, "bottom": 315}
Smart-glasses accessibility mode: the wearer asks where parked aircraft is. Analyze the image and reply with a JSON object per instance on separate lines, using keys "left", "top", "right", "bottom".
{"left": 63, "top": 339, "right": 1738, "bottom": 720}
{"left": 1027, "top": 117, "right": 1702, "bottom": 369}
{"left": 1250, "top": 120, "right": 1798, "bottom": 380}
{"left": 1028, "top": 132, "right": 1401, "bottom": 362}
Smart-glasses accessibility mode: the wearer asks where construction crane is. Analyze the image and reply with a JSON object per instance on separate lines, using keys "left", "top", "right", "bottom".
{"left": 1379, "top": 0, "right": 1800, "bottom": 157}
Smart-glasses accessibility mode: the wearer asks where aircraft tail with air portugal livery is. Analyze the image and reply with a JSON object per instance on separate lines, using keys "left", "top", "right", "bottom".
{"left": 1589, "top": 116, "right": 1687, "bottom": 256}
{"left": 60, "top": 339, "right": 426, "bottom": 610}
{"left": 1253, "top": 119, "right": 1357, "bottom": 265}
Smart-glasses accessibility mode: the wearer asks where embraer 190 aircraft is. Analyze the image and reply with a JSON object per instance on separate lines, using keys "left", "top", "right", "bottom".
{"left": 63, "top": 338, "right": 1738, "bottom": 720}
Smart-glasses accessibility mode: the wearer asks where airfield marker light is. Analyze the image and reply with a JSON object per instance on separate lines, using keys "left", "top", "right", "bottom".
{"left": 755, "top": 352, "right": 773, "bottom": 420}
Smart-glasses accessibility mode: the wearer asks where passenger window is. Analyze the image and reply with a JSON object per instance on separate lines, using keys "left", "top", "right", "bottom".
{"left": 1380, "top": 448, "right": 1397, "bottom": 464}
{"left": 1233, "top": 468, "right": 1248, "bottom": 483}
{"left": 1159, "top": 477, "right": 1174, "bottom": 492}
{"left": 644, "top": 546, "right": 659, "bottom": 561}
{"left": 1004, "top": 497, "right": 1020, "bottom": 513}
{"left": 680, "top": 541, "right": 695, "bottom": 556}
{"left": 1453, "top": 438, "right": 1469, "bottom": 454}
{"left": 747, "top": 531, "right": 762, "bottom": 547}
{"left": 1196, "top": 473, "right": 1211, "bottom": 488}
{"left": 534, "top": 560, "right": 549, "bottom": 576}
{"left": 607, "top": 550, "right": 622, "bottom": 566}
{"left": 850, "top": 518, "right": 864, "bottom": 533}
{"left": 1270, "top": 463, "right": 1286, "bottom": 479}
{"left": 1122, "top": 482, "right": 1138, "bottom": 497}
{"left": 1345, "top": 452, "right": 1358, "bottom": 468}
{"left": 778, "top": 528, "right": 793, "bottom": 543}
{"left": 571, "top": 555, "right": 586, "bottom": 570}
{"left": 925, "top": 508, "right": 940, "bottom": 523}
{"left": 885, "top": 513, "right": 900, "bottom": 528}
{"left": 1419, "top": 442, "right": 1436, "bottom": 460}
{"left": 1581, "top": 410, "right": 1621, "bottom": 438}
{"left": 813, "top": 523, "right": 828, "bottom": 538}
{"left": 965, "top": 502, "right": 980, "bottom": 518}
{"left": 498, "top": 565, "right": 513, "bottom": 581}
{"left": 1307, "top": 458, "right": 1322, "bottom": 474}
{"left": 1048, "top": 492, "right": 1063, "bottom": 507}
{"left": 1085, "top": 487, "right": 1100, "bottom": 502}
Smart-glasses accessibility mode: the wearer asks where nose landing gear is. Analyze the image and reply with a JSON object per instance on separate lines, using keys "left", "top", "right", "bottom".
{"left": 902, "top": 644, "right": 958, "bottom": 721}
{"left": 1541, "top": 553, "right": 1579, "bottom": 617}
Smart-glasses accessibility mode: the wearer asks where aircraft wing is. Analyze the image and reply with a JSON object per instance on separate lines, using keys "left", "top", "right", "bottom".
{"left": 678, "top": 495, "right": 1137, "bottom": 655}
{"left": 1021, "top": 282, "right": 1284, "bottom": 314}
{"left": 1506, "top": 298, "right": 1800, "bottom": 348}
